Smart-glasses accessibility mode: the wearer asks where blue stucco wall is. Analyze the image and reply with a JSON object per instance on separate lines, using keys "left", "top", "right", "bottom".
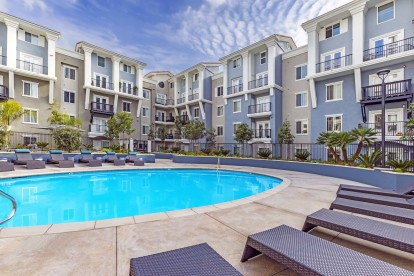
{"left": 91, "top": 53, "right": 113, "bottom": 83}
{"left": 227, "top": 57, "right": 243, "bottom": 87}
{"left": 319, "top": 17, "right": 353, "bottom": 60}
{"left": 253, "top": 50, "right": 268, "bottom": 76}
{"left": 16, "top": 38, "right": 48, "bottom": 68}
{"left": 204, "top": 103, "right": 212, "bottom": 130}
{"left": 273, "top": 88, "right": 283, "bottom": 142}
{"left": 203, "top": 73, "right": 213, "bottom": 101}
{"left": 275, "top": 54, "right": 283, "bottom": 86}
{"left": 119, "top": 69, "right": 135, "bottom": 84}
{"left": 224, "top": 95, "right": 249, "bottom": 143}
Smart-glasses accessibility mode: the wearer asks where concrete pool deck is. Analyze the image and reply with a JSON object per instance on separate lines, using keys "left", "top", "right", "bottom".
{"left": 0, "top": 160, "right": 413, "bottom": 275}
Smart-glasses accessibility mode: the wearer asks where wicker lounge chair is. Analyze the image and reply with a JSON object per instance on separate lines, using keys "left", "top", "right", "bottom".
{"left": 126, "top": 152, "right": 144, "bottom": 166}
{"left": 241, "top": 225, "right": 413, "bottom": 275}
{"left": 337, "top": 190, "right": 414, "bottom": 209}
{"left": 302, "top": 208, "right": 414, "bottom": 254}
{"left": 130, "top": 243, "right": 241, "bottom": 276}
{"left": 48, "top": 150, "right": 74, "bottom": 168}
{"left": 79, "top": 150, "right": 102, "bottom": 167}
{"left": 13, "top": 149, "right": 45, "bottom": 169}
{"left": 105, "top": 152, "right": 125, "bottom": 166}
{"left": 338, "top": 184, "right": 414, "bottom": 198}
{"left": 330, "top": 198, "right": 414, "bottom": 225}
{"left": 0, "top": 160, "right": 14, "bottom": 172}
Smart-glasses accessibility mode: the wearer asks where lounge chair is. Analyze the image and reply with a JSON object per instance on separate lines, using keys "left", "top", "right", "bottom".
{"left": 338, "top": 184, "right": 414, "bottom": 198}
{"left": 126, "top": 152, "right": 144, "bottom": 166}
{"left": 105, "top": 152, "right": 125, "bottom": 166}
{"left": 130, "top": 243, "right": 241, "bottom": 276}
{"left": 330, "top": 198, "right": 414, "bottom": 225}
{"left": 241, "top": 225, "right": 413, "bottom": 275}
{"left": 48, "top": 150, "right": 74, "bottom": 168}
{"left": 0, "top": 159, "right": 14, "bottom": 172}
{"left": 79, "top": 150, "right": 102, "bottom": 167}
{"left": 13, "top": 149, "right": 45, "bottom": 169}
{"left": 302, "top": 208, "right": 414, "bottom": 254}
{"left": 337, "top": 190, "right": 414, "bottom": 209}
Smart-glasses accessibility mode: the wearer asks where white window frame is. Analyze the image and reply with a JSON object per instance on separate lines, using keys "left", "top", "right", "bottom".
{"left": 93, "top": 73, "right": 110, "bottom": 89}
{"left": 143, "top": 89, "right": 151, "bottom": 100}
{"left": 193, "top": 73, "right": 199, "bottom": 82}
{"left": 320, "top": 47, "right": 345, "bottom": 70}
{"left": 20, "top": 52, "right": 43, "bottom": 73}
{"left": 233, "top": 99, "right": 241, "bottom": 113}
{"left": 122, "top": 64, "right": 132, "bottom": 73}
{"left": 22, "top": 80, "right": 39, "bottom": 98}
{"left": 260, "top": 51, "right": 267, "bottom": 65}
{"left": 233, "top": 122, "right": 241, "bottom": 136}
{"left": 369, "top": 29, "right": 404, "bottom": 49}
{"left": 63, "top": 90, "right": 76, "bottom": 104}
{"left": 324, "top": 21, "right": 341, "bottom": 39}
{"left": 121, "top": 80, "right": 134, "bottom": 94}
{"left": 93, "top": 95, "right": 109, "bottom": 103}
{"left": 217, "top": 125, "right": 224, "bottom": 137}
{"left": 325, "top": 81, "right": 343, "bottom": 102}
{"left": 377, "top": 0, "right": 395, "bottom": 25}
{"left": 22, "top": 108, "right": 39, "bottom": 125}
{"left": 142, "top": 107, "right": 150, "bottom": 117}
{"left": 295, "top": 119, "right": 309, "bottom": 135}
{"left": 193, "top": 107, "right": 200, "bottom": 118}
{"left": 122, "top": 101, "right": 131, "bottom": 113}
{"left": 233, "top": 57, "right": 241, "bottom": 68}
{"left": 217, "top": 105, "right": 224, "bottom": 117}
{"left": 63, "top": 66, "right": 76, "bottom": 80}
{"left": 295, "top": 91, "right": 308, "bottom": 108}
{"left": 326, "top": 114, "right": 343, "bottom": 132}
{"left": 142, "top": 125, "right": 149, "bottom": 135}
{"left": 0, "top": 75, "right": 3, "bottom": 85}
{"left": 97, "top": 56, "right": 106, "bottom": 68}
{"left": 24, "top": 32, "right": 39, "bottom": 46}
{"left": 295, "top": 64, "right": 307, "bottom": 81}
{"left": 216, "top": 86, "right": 224, "bottom": 97}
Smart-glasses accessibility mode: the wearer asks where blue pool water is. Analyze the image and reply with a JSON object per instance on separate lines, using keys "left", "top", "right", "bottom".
{"left": 0, "top": 169, "right": 281, "bottom": 228}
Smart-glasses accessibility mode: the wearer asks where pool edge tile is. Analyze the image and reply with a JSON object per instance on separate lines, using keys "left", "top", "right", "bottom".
{"left": 166, "top": 209, "right": 197, "bottom": 218}
{"left": 0, "top": 224, "right": 51, "bottom": 238}
{"left": 47, "top": 221, "right": 96, "bottom": 234}
{"left": 95, "top": 217, "right": 135, "bottom": 229}
{"left": 133, "top": 212, "right": 169, "bottom": 224}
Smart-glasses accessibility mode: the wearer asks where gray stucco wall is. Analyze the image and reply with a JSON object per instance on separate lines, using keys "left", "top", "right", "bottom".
{"left": 211, "top": 75, "right": 225, "bottom": 143}
{"left": 0, "top": 22, "right": 6, "bottom": 58}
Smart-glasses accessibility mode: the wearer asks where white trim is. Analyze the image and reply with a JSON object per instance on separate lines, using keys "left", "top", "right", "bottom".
{"left": 377, "top": 0, "right": 395, "bottom": 25}
{"left": 93, "top": 94, "right": 109, "bottom": 102}
{"left": 325, "top": 81, "right": 343, "bottom": 102}
{"left": 63, "top": 65, "right": 77, "bottom": 81}
{"left": 232, "top": 122, "right": 242, "bottom": 135}
{"left": 260, "top": 51, "right": 267, "bottom": 65}
{"left": 97, "top": 55, "right": 106, "bottom": 68}
{"left": 232, "top": 57, "right": 241, "bottom": 68}
{"left": 369, "top": 29, "right": 404, "bottom": 49}
{"left": 22, "top": 108, "right": 39, "bottom": 125}
{"left": 295, "top": 64, "right": 308, "bottom": 81}
{"left": 321, "top": 20, "right": 343, "bottom": 41}
{"left": 216, "top": 125, "right": 224, "bottom": 137}
{"left": 320, "top": 47, "right": 345, "bottom": 61}
{"left": 62, "top": 90, "right": 76, "bottom": 104}
{"left": 193, "top": 107, "right": 200, "bottom": 118}
{"left": 142, "top": 124, "right": 149, "bottom": 135}
{"left": 295, "top": 119, "right": 309, "bottom": 135}
{"left": 142, "top": 107, "right": 150, "bottom": 117}
{"left": 233, "top": 99, "right": 242, "bottom": 113}
{"left": 122, "top": 100, "right": 132, "bottom": 113}
{"left": 217, "top": 105, "right": 224, "bottom": 117}
{"left": 325, "top": 114, "right": 343, "bottom": 132}
{"left": 295, "top": 91, "right": 308, "bottom": 108}
{"left": 22, "top": 80, "right": 39, "bottom": 98}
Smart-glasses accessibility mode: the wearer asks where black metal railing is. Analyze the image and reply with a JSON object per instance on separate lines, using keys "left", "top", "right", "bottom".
{"left": 89, "top": 124, "right": 107, "bottom": 133}
{"left": 248, "top": 77, "right": 268, "bottom": 90}
{"left": 166, "top": 134, "right": 174, "bottom": 139}
{"left": 362, "top": 121, "right": 407, "bottom": 137}
{"left": 316, "top": 54, "right": 352, "bottom": 73}
{"left": 90, "top": 102, "right": 114, "bottom": 115}
{"left": 362, "top": 79, "right": 412, "bottom": 101}
{"left": 248, "top": 102, "right": 271, "bottom": 114}
{"left": 180, "top": 115, "right": 189, "bottom": 124}
{"left": 0, "top": 85, "right": 9, "bottom": 101}
{"left": 227, "top": 84, "right": 243, "bottom": 95}
{"left": 166, "top": 116, "right": 175, "bottom": 123}
{"left": 121, "top": 86, "right": 138, "bottom": 96}
{"left": 363, "top": 37, "right": 414, "bottom": 61}
{"left": 155, "top": 98, "right": 166, "bottom": 105}
{"left": 254, "top": 129, "right": 271, "bottom": 139}
{"left": 91, "top": 78, "right": 114, "bottom": 90}
{"left": 1, "top": 55, "right": 6, "bottom": 66}
{"left": 188, "top": 93, "right": 199, "bottom": 101}
{"left": 155, "top": 115, "right": 165, "bottom": 122}
{"left": 16, "top": 59, "right": 48, "bottom": 75}
{"left": 177, "top": 97, "right": 186, "bottom": 104}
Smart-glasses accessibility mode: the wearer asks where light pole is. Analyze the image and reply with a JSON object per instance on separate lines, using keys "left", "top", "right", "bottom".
{"left": 377, "top": 69, "right": 390, "bottom": 167}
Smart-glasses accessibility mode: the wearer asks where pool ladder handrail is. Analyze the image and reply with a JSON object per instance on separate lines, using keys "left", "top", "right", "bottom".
{"left": 0, "top": 190, "right": 17, "bottom": 225}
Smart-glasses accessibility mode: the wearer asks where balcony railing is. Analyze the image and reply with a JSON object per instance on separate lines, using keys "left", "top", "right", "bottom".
{"left": 248, "top": 77, "right": 269, "bottom": 90}
{"left": 227, "top": 84, "right": 243, "bottom": 95}
{"left": 166, "top": 116, "right": 175, "bottom": 123}
{"left": 177, "top": 97, "right": 186, "bottom": 104}
{"left": 155, "top": 115, "right": 165, "bottom": 122}
{"left": 1, "top": 55, "right": 6, "bottom": 66}
{"left": 91, "top": 78, "right": 114, "bottom": 90}
{"left": 248, "top": 102, "right": 271, "bottom": 114}
{"left": 188, "top": 93, "right": 199, "bottom": 101}
{"left": 16, "top": 59, "right": 48, "bottom": 75}
{"left": 362, "top": 79, "right": 412, "bottom": 102}
{"left": 316, "top": 54, "right": 352, "bottom": 73}
{"left": 0, "top": 85, "right": 9, "bottom": 101}
{"left": 254, "top": 129, "right": 271, "bottom": 139}
{"left": 121, "top": 86, "right": 138, "bottom": 96}
{"left": 180, "top": 115, "right": 189, "bottom": 124}
{"left": 166, "top": 134, "right": 174, "bottom": 139}
{"left": 90, "top": 102, "right": 114, "bottom": 116}
{"left": 363, "top": 37, "right": 414, "bottom": 61}
{"left": 362, "top": 121, "right": 407, "bottom": 137}
{"left": 156, "top": 98, "right": 175, "bottom": 106}
{"left": 89, "top": 124, "right": 107, "bottom": 133}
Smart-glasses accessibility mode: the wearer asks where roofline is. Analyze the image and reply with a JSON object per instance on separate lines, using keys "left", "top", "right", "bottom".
{"left": 282, "top": 45, "right": 308, "bottom": 60}
{"left": 145, "top": 71, "right": 174, "bottom": 78}
{"left": 75, "top": 41, "right": 146, "bottom": 68}
{"left": 0, "top": 11, "right": 60, "bottom": 37}
{"left": 173, "top": 62, "right": 222, "bottom": 78}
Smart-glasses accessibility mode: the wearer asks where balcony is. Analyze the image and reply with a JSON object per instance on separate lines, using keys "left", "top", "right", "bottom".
{"left": 91, "top": 78, "right": 114, "bottom": 90}
{"left": 155, "top": 98, "right": 174, "bottom": 106}
{"left": 362, "top": 121, "right": 407, "bottom": 137}
{"left": 89, "top": 124, "right": 107, "bottom": 134}
{"left": 0, "top": 85, "right": 9, "bottom": 101}
{"left": 180, "top": 115, "right": 189, "bottom": 124}
{"left": 188, "top": 93, "right": 199, "bottom": 101}
{"left": 227, "top": 84, "right": 243, "bottom": 95}
{"left": 177, "top": 97, "right": 186, "bottom": 104}
{"left": 166, "top": 134, "right": 174, "bottom": 139}
{"left": 166, "top": 116, "right": 175, "bottom": 123}
{"left": 361, "top": 79, "right": 412, "bottom": 103}
{"left": 363, "top": 37, "right": 414, "bottom": 61}
{"left": 248, "top": 102, "right": 271, "bottom": 114}
{"left": 90, "top": 102, "right": 114, "bottom": 116}
{"left": 155, "top": 115, "right": 165, "bottom": 122}
{"left": 316, "top": 54, "right": 352, "bottom": 73}
{"left": 248, "top": 77, "right": 269, "bottom": 90}
{"left": 16, "top": 59, "right": 48, "bottom": 75}
{"left": 1, "top": 55, "right": 5, "bottom": 65}
{"left": 254, "top": 129, "right": 271, "bottom": 139}
{"left": 121, "top": 86, "right": 138, "bottom": 96}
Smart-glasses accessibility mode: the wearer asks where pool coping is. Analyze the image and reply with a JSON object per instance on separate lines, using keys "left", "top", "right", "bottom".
{"left": 0, "top": 165, "right": 291, "bottom": 238}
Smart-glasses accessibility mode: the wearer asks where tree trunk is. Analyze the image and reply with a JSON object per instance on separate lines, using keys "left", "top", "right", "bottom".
{"left": 328, "top": 147, "right": 341, "bottom": 162}
{"left": 342, "top": 147, "right": 349, "bottom": 163}
{"left": 350, "top": 142, "right": 363, "bottom": 162}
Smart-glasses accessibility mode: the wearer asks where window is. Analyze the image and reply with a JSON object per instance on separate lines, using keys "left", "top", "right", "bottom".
{"left": 296, "top": 120, "right": 308, "bottom": 135}
{"left": 24, "top": 32, "right": 39, "bottom": 45}
{"left": 295, "top": 92, "right": 308, "bottom": 107}
{"left": 23, "top": 136, "right": 37, "bottom": 145}
{"left": 233, "top": 100, "right": 241, "bottom": 113}
{"left": 170, "top": 82, "right": 174, "bottom": 88}
{"left": 233, "top": 123, "right": 241, "bottom": 135}
{"left": 260, "top": 51, "right": 266, "bottom": 64}
{"left": 216, "top": 86, "right": 223, "bottom": 96}
{"left": 217, "top": 126, "right": 224, "bottom": 136}
{"left": 321, "top": 50, "right": 343, "bottom": 71}
{"left": 122, "top": 101, "right": 131, "bottom": 113}
{"left": 326, "top": 115, "right": 342, "bottom": 132}
{"left": 295, "top": 64, "right": 307, "bottom": 80}
{"left": 64, "top": 91, "right": 75, "bottom": 104}
{"left": 121, "top": 81, "right": 133, "bottom": 94}
{"left": 97, "top": 56, "right": 105, "bottom": 67}
{"left": 217, "top": 106, "right": 224, "bottom": 116}
{"left": 325, "top": 23, "right": 340, "bottom": 39}
{"left": 102, "top": 140, "right": 110, "bottom": 148}
{"left": 122, "top": 64, "right": 132, "bottom": 73}
{"left": 23, "top": 109, "right": 38, "bottom": 124}
{"left": 193, "top": 73, "right": 199, "bottom": 82}
{"left": 64, "top": 67, "right": 76, "bottom": 80}
{"left": 23, "top": 81, "right": 38, "bottom": 98}
{"left": 142, "top": 107, "right": 149, "bottom": 117}
{"left": 142, "top": 125, "right": 149, "bottom": 135}
{"left": 326, "top": 82, "right": 342, "bottom": 101}
{"left": 378, "top": 1, "right": 394, "bottom": 24}
{"left": 233, "top": 57, "right": 241, "bottom": 68}
{"left": 194, "top": 107, "right": 199, "bottom": 118}
{"left": 94, "top": 74, "right": 109, "bottom": 89}
{"left": 143, "top": 89, "right": 150, "bottom": 99}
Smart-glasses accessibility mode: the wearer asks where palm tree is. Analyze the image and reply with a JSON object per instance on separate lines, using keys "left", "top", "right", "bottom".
{"left": 316, "top": 132, "right": 340, "bottom": 162}
{"left": 349, "top": 127, "right": 378, "bottom": 162}
{"left": 330, "top": 132, "right": 357, "bottom": 163}
{"left": 0, "top": 100, "right": 24, "bottom": 148}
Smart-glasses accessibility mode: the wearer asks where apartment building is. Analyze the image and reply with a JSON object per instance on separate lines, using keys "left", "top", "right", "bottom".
{"left": 302, "top": 0, "right": 414, "bottom": 143}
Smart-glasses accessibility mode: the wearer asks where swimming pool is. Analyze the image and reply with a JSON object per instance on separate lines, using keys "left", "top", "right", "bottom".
{"left": 0, "top": 169, "right": 282, "bottom": 228}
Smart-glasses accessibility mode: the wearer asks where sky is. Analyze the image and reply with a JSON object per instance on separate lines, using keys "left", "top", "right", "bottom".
{"left": 1, "top": 0, "right": 353, "bottom": 73}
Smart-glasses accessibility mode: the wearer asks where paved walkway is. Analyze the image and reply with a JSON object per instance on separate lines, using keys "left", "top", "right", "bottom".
{"left": 0, "top": 160, "right": 413, "bottom": 275}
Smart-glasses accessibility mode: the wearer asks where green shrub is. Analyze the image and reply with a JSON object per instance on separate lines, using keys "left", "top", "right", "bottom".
{"left": 171, "top": 146, "right": 180, "bottom": 153}
{"left": 212, "top": 149, "right": 221, "bottom": 156}
{"left": 36, "top": 141, "right": 49, "bottom": 149}
{"left": 220, "top": 149, "right": 230, "bottom": 156}
{"left": 200, "top": 148, "right": 211, "bottom": 155}
{"left": 294, "top": 150, "right": 311, "bottom": 161}
{"left": 257, "top": 148, "right": 272, "bottom": 159}
{"left": 356, "top": 150, "right": 381, "bottom": 169}
{"left": 53, "top": 127, "right": 82, "bottom": 152}
{"left": 100, "top": 147, "right": 110, "bottom": 153}
{"left": 386, "top": 159, "right": 414, "bottom": 173}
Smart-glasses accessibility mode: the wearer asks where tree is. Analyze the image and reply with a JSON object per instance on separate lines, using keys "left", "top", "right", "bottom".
{"left": 330, "top": 132, "right": 357, "bottom": 163}
{"left": 234, "top": 123, "right": 253, "bottom": 155}
{"left": 0, "top": 100, "right": 24, "bottom": 148}
{"left": 277, "top": 120, "right": 295, "bottom": 144}
{"left": 316, "top": 132, "right": 340, "bottom": 162}
{"left": 205, "top": 128, "right": 217, "bottom": 150}
{"left": 174, "top": 116, "right": 184, "bottom": 146}
{"left": 157, "top": 124, "right": 168, "bottom": 150}
{"left": 403, "top": 103, "right": 414, "bottom": 140}
{"left": 349, "top": 127, "right": 378, "bottom": 162}
{"left": 148, "top": 123, "right": 156, "bottom": 141}
{"left": 182, "top": 119, "right": 205, "bottom": 151}
{"left": 105, "top": 112, "right": 135, "bottom": 149}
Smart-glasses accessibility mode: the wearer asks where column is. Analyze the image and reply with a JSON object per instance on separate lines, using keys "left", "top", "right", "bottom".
{"left": 114, "top": 94, "right": 119, "bottom": 112}
{"left": 112, "top": 56, "right": 121, "bottom": 92}
{"left": 242, "top": 52, "right": 249, "bottom": 92}
{"left": 85, "top": 88, "right": 90, "bottom": 110}
{"left": 223, "top": 63, "right": 228, "bottom": 97}
{"left": 136, "top": 67, "right": 143, "bottom": 97}
{"left": 307, "top": 24, "right": 319, "bottom": 76}
{"left": 354, "top": 68, "right": 362, "bottom": 102}
{"left": 48, "top": 80, "right": 54, "bottom": 104}
{"left": 350, "top": 3, "right": 366, "bottom": 65}
{"left": 173, "top": 77, "right": 178, "bottom": 104}
{"left": 309, "top": 78, "right": 317, "bottom": 108}
{"left": 185, "top": 105, "right": 192, "bottom": 119}
{"left": 185, "top": 73, "right": 190, "bottom": 102}
{"left": 46, "top": 33, "right": 58, "bottom": 78}
{"left": 198, "top": 101, "right": 205, "bottom": 120}
{"left": 198, "top": 68, "right": 204, "bottom": 99}
{"left": 137, "top": 100, "right": 142, "bottom": 118}
{"left": 8, "top": 72, "right": 14, "bottom": 98}
{"left": 83, "top": 46, "right": 93, "bottom": 109}
{"left": 266, "top": 41, "right": 277, "bottom": 85}
{"left": 4, "top": 19, "right": 18, "bottom": 68}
